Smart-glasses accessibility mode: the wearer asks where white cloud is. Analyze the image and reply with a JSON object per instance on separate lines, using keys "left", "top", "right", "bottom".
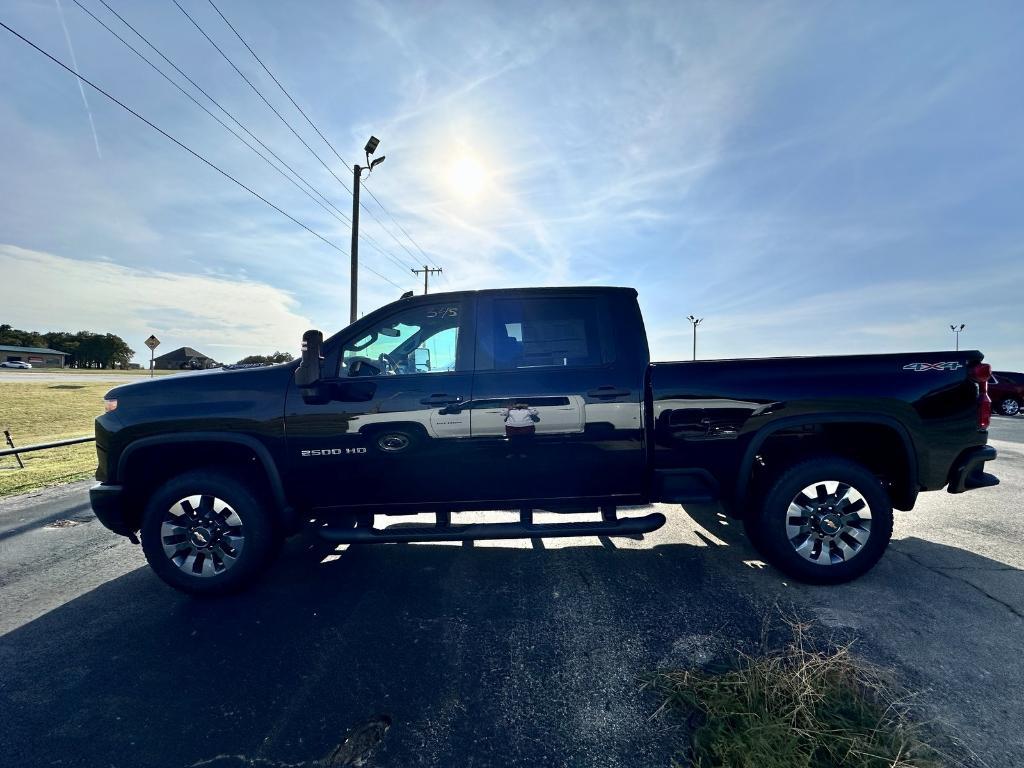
{"left": 0, "top": 244, "right": 313, "bottom": 363}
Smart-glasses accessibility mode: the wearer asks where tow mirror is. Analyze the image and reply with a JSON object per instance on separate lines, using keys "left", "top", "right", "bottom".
{"left": 414, "top": 347, "right": 431, "bottom": 372}
{"left": 296, "top": 329, "right": 323, "bottom": 387}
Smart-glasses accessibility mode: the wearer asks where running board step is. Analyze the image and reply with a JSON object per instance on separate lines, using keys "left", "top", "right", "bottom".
{"left": 315, "top": 512, "right": 667, "bottom": 544}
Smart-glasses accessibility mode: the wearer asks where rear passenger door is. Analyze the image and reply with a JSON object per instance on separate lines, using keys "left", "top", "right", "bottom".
{"left": 466, "top": 292, "right": 645, "bottom": 503}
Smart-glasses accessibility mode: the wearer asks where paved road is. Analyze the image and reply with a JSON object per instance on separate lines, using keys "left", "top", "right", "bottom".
{"left": 0, "top": 371, "right": 182, "bottom": 383}
{"left": 1, "top": 419, "right": 1021, "bottom": 767}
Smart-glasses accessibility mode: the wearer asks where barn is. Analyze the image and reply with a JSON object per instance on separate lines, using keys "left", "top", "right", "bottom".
{"left": 152, "top": 347, "right": 218, "bottom": 370}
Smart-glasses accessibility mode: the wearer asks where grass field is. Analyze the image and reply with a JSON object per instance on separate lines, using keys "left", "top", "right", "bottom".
{"left": 0, "top": 381, "right": 112, "bottom": 497}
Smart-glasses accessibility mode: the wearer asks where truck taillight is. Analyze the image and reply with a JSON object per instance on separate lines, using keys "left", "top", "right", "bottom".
{"left": 971, "top": 364, "right": 991, "bottom": 430}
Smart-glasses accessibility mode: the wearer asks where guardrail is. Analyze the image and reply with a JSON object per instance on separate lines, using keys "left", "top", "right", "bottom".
{"left": 1, "top": 431, "right": 94, "bottom": 467}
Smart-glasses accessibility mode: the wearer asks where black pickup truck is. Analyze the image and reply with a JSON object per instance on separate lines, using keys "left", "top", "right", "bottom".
{"left": 90, "top": 287, "right": 998, "bottom": 594}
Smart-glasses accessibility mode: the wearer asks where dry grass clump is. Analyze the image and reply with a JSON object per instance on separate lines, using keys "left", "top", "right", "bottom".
{"left": 649, "top": 622, "right": 944, "bottom": 768}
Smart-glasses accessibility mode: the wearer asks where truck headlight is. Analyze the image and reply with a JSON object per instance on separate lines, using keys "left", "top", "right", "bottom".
{"left": 103, "top": 398, "right": 118, "bottom": 414}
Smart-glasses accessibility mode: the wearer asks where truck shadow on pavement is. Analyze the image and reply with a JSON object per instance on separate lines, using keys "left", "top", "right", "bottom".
{"left": 2, "top": 507, "right": 1019, "bottom": 768}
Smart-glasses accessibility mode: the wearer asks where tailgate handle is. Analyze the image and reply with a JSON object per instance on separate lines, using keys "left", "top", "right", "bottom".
{"left": 421, "top": 394, "right": 462, "bottom": 406}
{"left": 587, "top": 387, "right": 631, "bottom": 399}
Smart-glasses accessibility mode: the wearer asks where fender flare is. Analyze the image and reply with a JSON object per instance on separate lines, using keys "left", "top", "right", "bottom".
{"left": 117, "top": 432, "right": 292, "bottom": 523}
{"left": 734, "top": 413, "right": 919, "bottom": 510}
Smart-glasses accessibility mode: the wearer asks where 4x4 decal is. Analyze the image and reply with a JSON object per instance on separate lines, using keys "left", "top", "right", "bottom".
{"left": 903, "top": 362, "right": 963, "bottom": 371}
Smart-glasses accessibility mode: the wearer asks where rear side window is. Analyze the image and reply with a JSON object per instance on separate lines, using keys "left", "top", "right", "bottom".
{"left": 484, "top": 297, "right": 613, "bottom": 370}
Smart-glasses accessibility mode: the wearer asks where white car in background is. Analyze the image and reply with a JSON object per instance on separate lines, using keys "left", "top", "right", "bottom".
{"left": 0, "top": 361, "right": 32, "bottom": 369}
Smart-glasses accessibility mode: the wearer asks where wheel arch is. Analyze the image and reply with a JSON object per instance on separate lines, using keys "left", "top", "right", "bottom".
{"left": 117, "top": 433, "right": 294, "bottom": 531}
{"left": 734, "top": 414, "right": 919, "bottom": 514}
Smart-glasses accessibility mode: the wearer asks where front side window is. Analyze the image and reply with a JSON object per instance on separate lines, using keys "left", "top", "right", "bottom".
{"left": 341, "top": 302, "right": 460, "bottom": 377}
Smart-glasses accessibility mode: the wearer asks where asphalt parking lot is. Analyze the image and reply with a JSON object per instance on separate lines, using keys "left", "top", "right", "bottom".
{"left": 1, "top": 418, "right": 1021, "bottom": 767}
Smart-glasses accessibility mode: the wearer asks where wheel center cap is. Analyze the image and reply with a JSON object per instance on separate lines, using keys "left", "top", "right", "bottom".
{"left": 819, "top": 514, "right": 841, "bottom": 535}
{"left": 190, "top": 527, "right": 213, "bottom": 548}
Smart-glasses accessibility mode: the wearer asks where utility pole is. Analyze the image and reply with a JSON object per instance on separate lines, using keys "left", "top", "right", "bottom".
{"left": 687, "top": 315, "right": 703, "bottom": 361}
{"left": 412, "top": 265, "right": 443, "bottom": 295}
{"left": 950, "top": 323, "right": 966, "bottom": 351}
{"left": 349, "top": 136, "right": 386, "bottom": 324}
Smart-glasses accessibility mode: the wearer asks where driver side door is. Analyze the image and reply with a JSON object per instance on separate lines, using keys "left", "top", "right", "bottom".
{"left": 284, "top": 296, "right": 475, "bottom": 511}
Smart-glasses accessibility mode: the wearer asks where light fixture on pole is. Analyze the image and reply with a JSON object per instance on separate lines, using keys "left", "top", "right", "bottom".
{"left": 949, "top": 323, "right": 966, "bottom": 351}
{"left": 687, "top": 315, "right": 703, "bottom": 361}
{"left": 349, "top": 136, "right": 386, "bottom": 324}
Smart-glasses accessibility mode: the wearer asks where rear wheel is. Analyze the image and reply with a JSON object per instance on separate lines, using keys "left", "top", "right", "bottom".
{"left": 999, "top": 398, "right": 1020, "bottom": 417}
{"left": 140, "top": 470, "right": 278, "bottom": 595}
{"left": 749, "top": 457, "right": 893, "bottom": 584}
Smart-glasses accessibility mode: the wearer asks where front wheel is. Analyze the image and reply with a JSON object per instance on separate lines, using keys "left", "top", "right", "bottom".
{"left": 748, "top": 457, "right": 893, "bottom": 585}
{"left": 140, "top": 470, "right": 278, "bottom": 595}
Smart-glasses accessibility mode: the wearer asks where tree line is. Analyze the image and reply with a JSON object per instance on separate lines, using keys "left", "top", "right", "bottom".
{"left": 234, "top": 351, "right": 294, "bottom": 365}
{"left": 0, "top": 325, "right": 135, "bottom": 368}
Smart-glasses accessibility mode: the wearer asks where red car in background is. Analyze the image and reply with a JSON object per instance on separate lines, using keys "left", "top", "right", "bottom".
{"left": 991, "top": 371, "right": 1024, "bottom": 416}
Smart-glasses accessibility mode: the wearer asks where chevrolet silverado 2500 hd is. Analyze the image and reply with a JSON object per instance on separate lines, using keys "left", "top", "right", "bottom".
{"left": 90, "top": 287, "right": 999, "bottom": 594}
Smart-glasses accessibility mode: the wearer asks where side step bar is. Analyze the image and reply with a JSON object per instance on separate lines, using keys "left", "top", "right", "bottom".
{"left": 315, "top": 508, "right": 666, "bottom": 544}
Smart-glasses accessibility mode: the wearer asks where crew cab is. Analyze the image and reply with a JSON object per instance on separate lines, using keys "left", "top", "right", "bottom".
{"left": 89, "top": 287, "right": 999, "bottom": 594}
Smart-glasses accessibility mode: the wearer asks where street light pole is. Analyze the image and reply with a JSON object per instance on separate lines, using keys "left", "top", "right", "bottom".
{"left": 349, "top": 162, "right": 361, "bottom": 325}
{"left": 349, "top": 136, "right": 385, "bottom": 324}
{"left": 950, "top": 323, "right": 966, "bottom": 351}
{"left": 687, "top": 315, "right": 703, "bottom": 361}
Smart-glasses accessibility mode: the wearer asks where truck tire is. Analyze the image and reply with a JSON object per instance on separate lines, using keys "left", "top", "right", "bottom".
{"left": 140, "top": 470, "right": 278, "bottom": 595}
{"left": 998, "top": 398, "right": 1020, "bottom": 417}
{"left": 749, "top": 457, "right": 893, "bottom": 585}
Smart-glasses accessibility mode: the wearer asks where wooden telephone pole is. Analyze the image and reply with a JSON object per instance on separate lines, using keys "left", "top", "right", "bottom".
{"left": 412, "top": 265, "right": 443, "bottom": 295}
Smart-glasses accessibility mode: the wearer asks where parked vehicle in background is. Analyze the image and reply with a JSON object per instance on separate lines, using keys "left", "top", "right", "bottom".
{"left": 991, "top": 371, "right": 1024, "bottom": 416}
{"left": 0, "top": 360, "right": 32, "bottom": 369}
{"left": 89, "top": 287, "right": 999, "bottom": 595}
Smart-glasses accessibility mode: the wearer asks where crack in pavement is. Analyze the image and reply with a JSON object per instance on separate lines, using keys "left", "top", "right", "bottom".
{"left": 892, "top": 547, "right": 1023, "bottom": 620}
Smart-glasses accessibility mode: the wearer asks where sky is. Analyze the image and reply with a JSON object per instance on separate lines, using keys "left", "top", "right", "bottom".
{"left": 1, "top": 0, "right": 1022, "bottom": 367}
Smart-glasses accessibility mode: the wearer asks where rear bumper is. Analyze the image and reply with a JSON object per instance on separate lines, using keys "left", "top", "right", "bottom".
{"left": 89, "top": 483, "right": 137, "bottom": 537}
{"left": 947, "top": 445, "right": 999, "bottom": 494}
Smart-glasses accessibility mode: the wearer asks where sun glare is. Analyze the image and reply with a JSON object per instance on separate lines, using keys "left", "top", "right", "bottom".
{"left": 447, "top": 154, "right": 487, "bottom": 202}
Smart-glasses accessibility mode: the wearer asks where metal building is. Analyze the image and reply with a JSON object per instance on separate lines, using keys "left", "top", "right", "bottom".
{"left": 0, "top": 345, "right": 68, "bottom": 368}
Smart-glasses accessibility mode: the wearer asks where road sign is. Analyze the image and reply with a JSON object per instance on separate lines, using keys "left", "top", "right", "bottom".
{"left": 145, "top": 335, "right": 160, "bottom": 350}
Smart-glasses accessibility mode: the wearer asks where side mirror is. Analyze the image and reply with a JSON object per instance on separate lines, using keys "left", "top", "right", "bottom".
{"left": 414, "top": 346, "right": 431, "bottom": 372}
{"left": 296, "top": 329, "right": 323, "bottom": 387}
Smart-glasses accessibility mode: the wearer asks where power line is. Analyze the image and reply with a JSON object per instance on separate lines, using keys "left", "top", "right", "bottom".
{"left": 411, "top": 265, "right": 442, "bottom": 295}
{"left": 95, "top": 0, "right": 351, "bottom": 226}
{"left": 74, "top": 1, "right": 345, "bottom": 229}
{"left": 171, "top": 0, "right": 356, "bottom": 197}
{"left": 0, "top": 19, "right": 404, "bottom": 290}
{"left": 358, "top": 194, "right": 423, "bottom": 268}
{"left": 86, "top": 0, "right": 412, "bottom": 282}
{"left": 205, "top": 0, "right": 350, "bottom": 170}
{"left": 203, "top": 0, "right": 429, "bottom": 270}
{"left": 361, "top": 182, "right": 434, "bottom": 264}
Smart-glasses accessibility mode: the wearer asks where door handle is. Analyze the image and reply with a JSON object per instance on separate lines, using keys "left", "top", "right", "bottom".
{"left": 587, "top": 387, "right": 631, "bottom": 399}
{"left": 421, "top": 394, "right": 463, "bottom": 406}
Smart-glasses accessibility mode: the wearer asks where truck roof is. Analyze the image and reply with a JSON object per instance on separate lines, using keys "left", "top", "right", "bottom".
{"left": 395, "top": 286, "right": 638, "bottom": 302}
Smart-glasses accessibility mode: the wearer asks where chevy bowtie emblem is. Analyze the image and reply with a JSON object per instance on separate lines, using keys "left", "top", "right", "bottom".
{"left": 903, "top": 362, "right": 963, "bottom": 372}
